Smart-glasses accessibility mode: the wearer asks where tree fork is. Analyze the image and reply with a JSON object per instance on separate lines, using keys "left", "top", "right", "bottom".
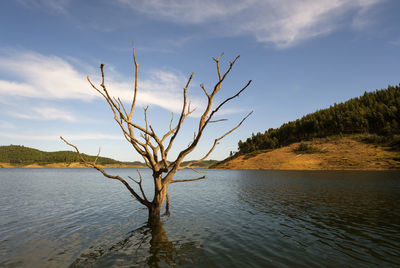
{"left": 61, "top": 43, "right": 252, "bottom": 224}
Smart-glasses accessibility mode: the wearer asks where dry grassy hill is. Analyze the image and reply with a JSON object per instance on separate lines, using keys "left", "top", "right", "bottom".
{"left": 214, "top": 136, "right": 400, "bottom": 170}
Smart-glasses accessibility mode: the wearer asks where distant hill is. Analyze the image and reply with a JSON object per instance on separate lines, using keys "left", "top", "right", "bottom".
{"left": 213, "top": 135, "right": 400, "bottom": 170}
{"left": 237, "top": 84, "right": 400, "bottom": 154}
{"left": 0, "top": 145, "right": 217, "bottom": 168}
{"left": 0, "top": 145, "right": 132, "bottom": 166}
{"left": 211, "top": 84, "right": 400, "bottom": 170}
{"left": 181, "top": 160, "right": 218, "bottom": 168}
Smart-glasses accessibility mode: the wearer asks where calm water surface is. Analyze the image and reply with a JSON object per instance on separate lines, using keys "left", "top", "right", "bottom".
{"left": 0, "top": 169, "right": 399, "bottom": 267}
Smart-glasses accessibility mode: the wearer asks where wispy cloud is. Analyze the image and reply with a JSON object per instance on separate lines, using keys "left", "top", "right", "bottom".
{"left": 0, "top": 50, "right": 96, "bottom": 100}
{"left": 10, "top": 106, "right": 77, "bottom": 122}
{"left": 351, "top": 0, "right": 382, "bottom": 30}
{"left": 16, "top": 0, "right": 70, "bottom": 13}
{"left": 135, "top": 35, "right": 201, "bottom": 54}
{"left": 0, "top": 121, "right": 15, "bottom": 129}
{"left": 119, "top": 0, "right": 381, "bottom": 48}
{"left": 390, "top": 39, "right": 400, "bottom": 46}
{"left": 0, "top": 49, "right": 205, "bottom": 114}
{"left": 118, "top": 0, "right": 254, "bottom": 24}
{"left": 0, "top": 132, "right": 122, "bottom": 141}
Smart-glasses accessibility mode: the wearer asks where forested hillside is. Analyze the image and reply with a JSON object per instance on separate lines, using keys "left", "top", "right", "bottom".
{"left": 238, "top": 84, "right": 400, "bottom": 154}
{"left": 0, "top": 145, "right": 120, "bottom": 165}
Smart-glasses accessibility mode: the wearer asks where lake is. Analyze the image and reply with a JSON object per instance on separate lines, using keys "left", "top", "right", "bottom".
{"left": 0, "top": 168, "right": 399, "bottom": 267}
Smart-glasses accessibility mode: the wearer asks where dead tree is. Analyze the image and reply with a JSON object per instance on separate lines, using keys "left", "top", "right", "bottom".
{"left": 61, "top": 45, "right": 252, "bottom": 225}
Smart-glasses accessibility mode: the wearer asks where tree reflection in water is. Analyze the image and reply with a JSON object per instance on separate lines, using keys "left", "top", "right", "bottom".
{"left": 69, "top": 220, "right": 201, "bottom": 267}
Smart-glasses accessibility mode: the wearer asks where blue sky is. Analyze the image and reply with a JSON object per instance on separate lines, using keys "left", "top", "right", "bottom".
{"left": 0, "top": 0, "right": 400, "bottom": 161}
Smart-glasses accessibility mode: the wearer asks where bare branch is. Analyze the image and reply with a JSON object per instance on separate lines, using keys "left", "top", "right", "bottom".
{"left": 165, "top": 55, "right": 251, "bottom": 180}
{"left": 184, "top": 111, "right": 253, "bottom": 169}
{"left": 209, "top": 118, "right": 228, "bottom": 123}
{"left": 60, "top": 136, "right": 150, "bottom": 207}
{"left": 87, "top": 64, "right": 159, "bottom": 169}
{"left": 207, "top": 80, "right": 252, "bottom": 123}
{"left": 128, "top": 176, "right": 139, "bottom": 184}
{"left": 170, "top": 176, "right": 207, "bottom": 183}
{"left": 212, "top": 52, "right": 224, "bottom": 80}
{"left": 143, "top": 106, "right": 149, "bottom": 142}
{"left": 64, "top": 48, "right": 252, "bottom": 221}
{"left": 128, "top": 42, "right": 139, "bottom": 120}
{"left": 184, "top": 166, "right": 205, "bottom": 174}
{"left": 128, "top": 169, "right": 149, "bottom": 202}
{"left": 195, "top": 55, "right": 242, "bottom": 139}
{"left": 165, "top": 73, "right": 193, "bottom": 154}
{"left": 113, "top": 97, "right": 120, "bottom": 110}
{"left": 117, "top": 97, "right": 129, "bottom": 119}
{"left": 169, "top": 112, "right": 174, "bottom": 131}
{"left": 87, "top": 76, "right": 107, "bottom": 99}
{"left": 200, "top": 83, "right": 209, "bottom": 98}
{"left": 159, "top": 105, "right": 196, "bottom": 148}
{"left": 212, "top": 55, "right": 240, "bottom": 97}
{"left": 94, "top": 147, "right": 101, "bottom": 165}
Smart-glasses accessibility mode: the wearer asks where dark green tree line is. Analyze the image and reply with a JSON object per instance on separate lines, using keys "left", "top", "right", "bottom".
{"left": 238, "top": 84, "right": 400, "bottom": 154}
{"left": 0, "top": 145, "right": 119, "bottom": 165}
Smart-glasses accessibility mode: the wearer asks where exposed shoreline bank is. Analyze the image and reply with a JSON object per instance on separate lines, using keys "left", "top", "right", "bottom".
{"left": 0, "top": 162, "right": 145, "bottom": 169}
{"left": 213, "top": 137, "right": 400, "bottom": 171}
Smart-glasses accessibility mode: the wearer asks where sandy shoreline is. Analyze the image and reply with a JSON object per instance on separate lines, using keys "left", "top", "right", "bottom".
{"left": 2, "top": 138, "right": 400, "bottom": 171}
{"left": 0, "top": 162, "right": 145, "bottom": 169}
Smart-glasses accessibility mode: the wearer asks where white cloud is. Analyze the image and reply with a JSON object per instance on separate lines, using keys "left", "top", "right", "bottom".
{"left": 0, "top": 49, "right": 203, "bottom": 114}
{"left": 16, "top": 0, "right": 70, "bottom": 13}
{"left": 352, "top": 0, "right": 382, "bottom": 30}
{"left": 0, "top": 50, "right": 97, "bottom": 100}
{"left": 119, "top": 0, "right": 255, "bottom": 24}
{"left": 119, "top": 0, "right": 381, "bottom": 48}
{"left": 105, "top": 69, "right": 200, "bottom": 114}
{"left": 0, "top": 132, "right": 121, "bottom": 141}
{"left": 10, "top": 106, "right": 77, "bottom": 122}
{"left": 0, "top": 121, "right": 15, "bottom": 129}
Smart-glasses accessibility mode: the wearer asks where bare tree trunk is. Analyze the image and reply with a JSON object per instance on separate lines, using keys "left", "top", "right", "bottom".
{"left": 148, "top": 205, "right": 162, "bottom": 225}
{"left": 164, "top": 192, "right": 171, "bottom": 216}
{"left": 148, "top": 177, "right": 167, "bottom": 225}
{"left": 61, "top": 45, "right": 252, "bottom": 225}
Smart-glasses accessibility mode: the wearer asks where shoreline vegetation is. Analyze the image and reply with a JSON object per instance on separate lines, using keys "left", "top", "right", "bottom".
{"left": 0, "top": 162, "right": 144, "bottom": 169}
{"left": 0, "top": 145, "right": 217, "bottom": 169}
{"left": 212, "top": 84, "right": 400, "bottom": 171}
{"left": 1, "top": 134, "right": 399, "bottom": 170}
{"left": 0, "top": 161, "right": 217, "bottom": 169}
{"left": 2, "top": 86, "right": 399, "bottom": 170}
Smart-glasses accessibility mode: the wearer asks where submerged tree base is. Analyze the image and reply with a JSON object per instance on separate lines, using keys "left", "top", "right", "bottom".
{"left": 69, "top": 219, "right": 200, "bottom": 268}
{"left": 61, "top": 43, "right": 252, "bottom": 224}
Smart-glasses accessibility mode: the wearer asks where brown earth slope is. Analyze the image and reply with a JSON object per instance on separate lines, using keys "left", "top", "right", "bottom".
{"left": 215, "top": 137, "right": 400, "bottom": 170}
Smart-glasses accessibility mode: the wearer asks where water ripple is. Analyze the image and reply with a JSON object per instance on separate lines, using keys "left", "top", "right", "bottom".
{"left": 0, "top": 169, "right": 399, "bottom": 267}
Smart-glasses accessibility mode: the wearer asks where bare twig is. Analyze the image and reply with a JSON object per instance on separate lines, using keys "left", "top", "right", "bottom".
{"left": 169, "top": 112, "right": 174, "bottom": 131}
{"left": 209, "top": 118, "right": 228, "bottom": 123}
{"left": 94, "top": 147, "right": 101, "bottom": 165}
{"left": 207, "top": 80, "right": 252, "bottom": 123}
{"left": 164, "top": 55, "right": 251, "bottom": 183}
{"left": 129, "top": 42, "right": 139, "bottom": 120}
{"left": 184, "top": 111, "right": 253, "bottom": 169}
{"left": 128, "top": 169, "right": 149, "bottom": 202}
{"left": 200, "top": 84, "right": 209, "bottom": 98}
{"left": 61, "top": 47, "right": 252, "bottom": 220}
{"left": 170, "top": 176, "right": 207, "bottom": 183}
{"left": 60, "top": 136, "right": 151, "bottom": 207}
{"left": 165, "top": 73, "right": 193, "bottom": 154}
